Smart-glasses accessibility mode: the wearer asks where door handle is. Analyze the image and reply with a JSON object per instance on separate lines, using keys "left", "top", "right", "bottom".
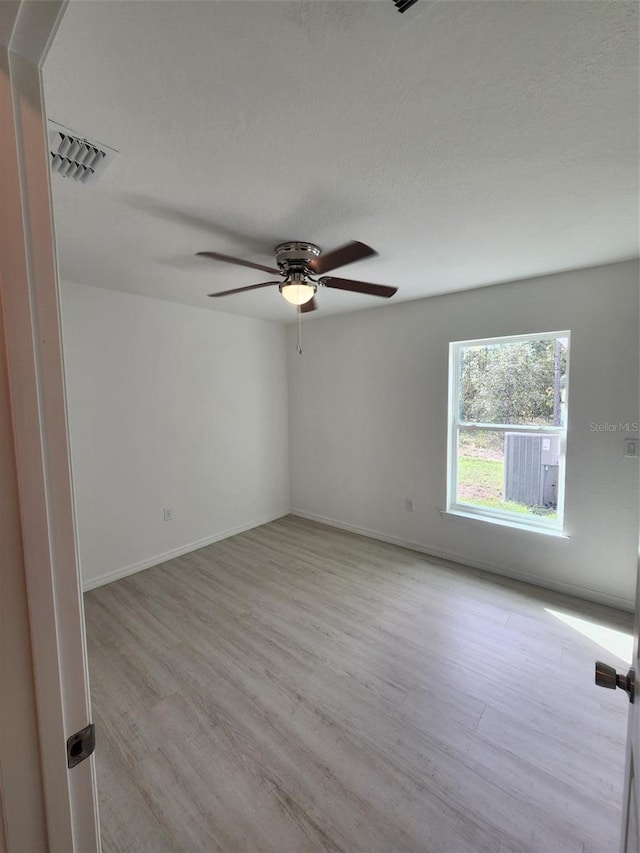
{"left": 595, "top": 661, "right": 635, "bottom": 703}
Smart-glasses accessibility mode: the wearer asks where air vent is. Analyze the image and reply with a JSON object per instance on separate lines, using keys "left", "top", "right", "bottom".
{"left": 47, "top": 120, "right": 117, "bottom": 184}
{"left": 392, "top": 0, "right": 419, "bottom": 12}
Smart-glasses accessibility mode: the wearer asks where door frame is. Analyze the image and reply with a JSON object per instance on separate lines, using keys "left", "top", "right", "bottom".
{"left": 0, "top": 2, "right": 100, "bottom": 850}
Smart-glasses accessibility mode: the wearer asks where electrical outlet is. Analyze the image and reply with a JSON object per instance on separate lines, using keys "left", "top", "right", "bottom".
{"left": 163, "top": 507, "right": 173, "bottom": 521}
{"left": 405, "top": 498, "right": 415, "bottom": 512}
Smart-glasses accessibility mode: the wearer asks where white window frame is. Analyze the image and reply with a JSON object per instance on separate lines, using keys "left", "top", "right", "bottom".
{"left": 447, "top": 330, "right": 570, "bottom": 534}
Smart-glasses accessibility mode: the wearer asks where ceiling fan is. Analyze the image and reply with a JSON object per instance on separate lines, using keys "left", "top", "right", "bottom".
{"left": 196, "top": 240, "right": 397, "bottom": 312}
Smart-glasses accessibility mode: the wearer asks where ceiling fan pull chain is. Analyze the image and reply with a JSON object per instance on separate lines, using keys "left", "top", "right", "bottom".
{"left": 296, "top": 306, "right": 303, "bottom": 355}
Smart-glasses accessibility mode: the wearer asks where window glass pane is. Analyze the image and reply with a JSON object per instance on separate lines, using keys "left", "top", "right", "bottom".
{"left": 458, "top": 337, "right": 568, "bottom": 426}
{"left": 456, "top": 428, "right": 559, "bottom": 522}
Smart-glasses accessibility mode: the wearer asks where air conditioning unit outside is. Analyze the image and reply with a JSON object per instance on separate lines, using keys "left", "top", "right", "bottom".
{"left": 504, "top": 433, "right": 560, "bottom": 509}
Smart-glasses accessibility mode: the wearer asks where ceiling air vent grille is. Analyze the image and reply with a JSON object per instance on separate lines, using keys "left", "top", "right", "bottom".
{"left": 392, "top": 0, "right": 419, "bottom": 12}
{"left": 47, "top": 120, "right": 117, "bottom": 184}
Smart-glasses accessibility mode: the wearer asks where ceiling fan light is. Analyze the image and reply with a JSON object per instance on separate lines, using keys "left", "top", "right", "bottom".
{"left": 280, "top": 283, "right": 315, "bottom": 305}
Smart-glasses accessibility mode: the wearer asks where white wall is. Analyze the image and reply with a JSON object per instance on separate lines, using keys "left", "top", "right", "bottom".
{"left": 62, "top": 262, "right": 638, "bottom": 608}
{"left": 289, "top": 260, "right": 639, "bottom": 610}
{"left": 61, "top": 281, "right": 290, "bottom": 589}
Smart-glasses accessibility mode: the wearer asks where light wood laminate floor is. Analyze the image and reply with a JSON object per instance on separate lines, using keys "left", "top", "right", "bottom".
{"left": 85, "top": 516, "right": 633, "bottom": 853}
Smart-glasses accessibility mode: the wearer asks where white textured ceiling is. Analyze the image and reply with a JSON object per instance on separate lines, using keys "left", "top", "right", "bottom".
{"left": 43, "top": 0, "right": 639, "bottom": 322}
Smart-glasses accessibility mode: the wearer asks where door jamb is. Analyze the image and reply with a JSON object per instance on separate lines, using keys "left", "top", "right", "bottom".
{"left": 0, "top": 3, "right": 100, "bottom": 850}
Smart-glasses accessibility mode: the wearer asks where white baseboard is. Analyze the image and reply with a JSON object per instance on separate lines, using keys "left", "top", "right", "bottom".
{"left": 291, "top": 509, "right": 635, "bottom": 613}
{"left": 82, "top": 509, "right": 290, "bottom": 591}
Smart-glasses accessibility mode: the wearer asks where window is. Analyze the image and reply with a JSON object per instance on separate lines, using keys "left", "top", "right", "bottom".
{"left": 447, "top": 331, "right": 570, "bottom": 533}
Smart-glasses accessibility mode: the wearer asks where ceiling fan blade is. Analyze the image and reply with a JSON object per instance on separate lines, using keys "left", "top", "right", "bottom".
{"left": 208, "top": 281, "right": 280, "bottom": 297}
{"left": 320, "top": 277, "right": 397, "bottom": 298}
{"left": 197, "top": 251, "right": 280, "bottom": 276}
{"left": 308, "top": 241, "right": 377, "bottom": 275}
{"left": 299, "top": 297, "right": 317, "bottom": 313}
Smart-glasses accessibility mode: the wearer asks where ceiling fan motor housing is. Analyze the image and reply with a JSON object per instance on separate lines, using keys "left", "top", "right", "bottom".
{"left": 274, "top": 241, "right": 321, "bottom": 275}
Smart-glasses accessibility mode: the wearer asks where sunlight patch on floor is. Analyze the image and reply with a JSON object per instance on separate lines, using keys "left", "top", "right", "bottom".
{"left": 546, "top": 608, "right": 633, "bottom": 664}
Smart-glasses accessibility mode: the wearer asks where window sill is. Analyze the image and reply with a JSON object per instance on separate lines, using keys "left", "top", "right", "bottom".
{"left": 440, "top": 508, "right": 570, "bottom": 539}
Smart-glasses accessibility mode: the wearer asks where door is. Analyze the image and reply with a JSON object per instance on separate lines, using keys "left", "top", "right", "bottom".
{"left": 596, "top": 332, "right": 640, "bottom": 852}
{"left": 621, "top": 568, "right": 640, "bottom": 853}
{"left": 618, "top": 276, "right": 640, "bottom": 852}
{"left": 0, "top": 2, "right": 100, "bottom": 851}
{"left": 602, "top": 555, "right": 640, "bottom": 852}
{"left": 618, "top": 488, "right": 640, "bottom": 850}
